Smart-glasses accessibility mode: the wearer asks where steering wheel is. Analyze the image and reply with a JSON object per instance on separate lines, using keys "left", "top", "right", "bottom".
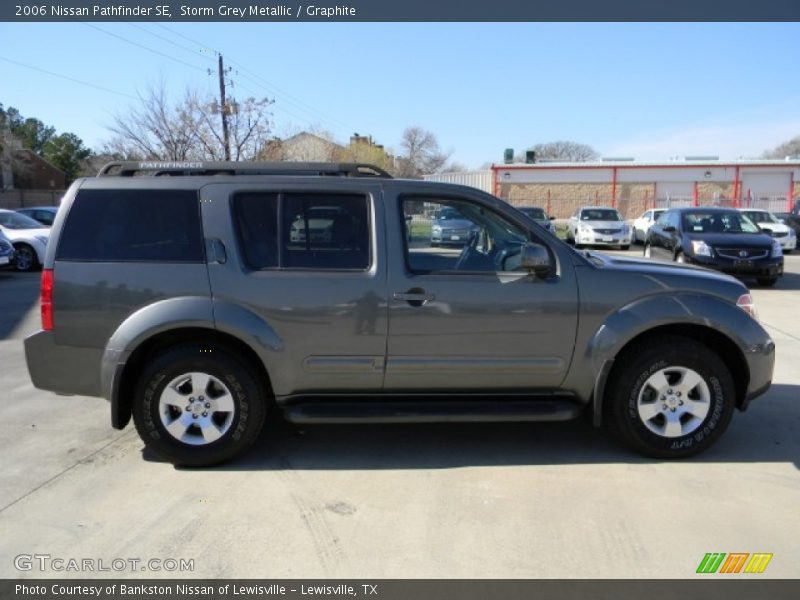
{"left": 454, "top": 230, "right": 480, "bottom": 270}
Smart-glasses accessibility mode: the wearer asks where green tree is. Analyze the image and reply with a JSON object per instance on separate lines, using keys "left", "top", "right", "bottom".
{"left": 43, "top": 133, "right": 92, "bottom": 182}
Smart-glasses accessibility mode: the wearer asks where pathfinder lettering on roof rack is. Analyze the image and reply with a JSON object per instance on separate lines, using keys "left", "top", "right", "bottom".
{"left": 139, "top": 162, "right": 204, "bottom": 170}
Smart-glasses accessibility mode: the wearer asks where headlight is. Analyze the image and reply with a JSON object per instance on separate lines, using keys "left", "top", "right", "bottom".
{"left": 431, "top": 225, "right": 442, "bottom": 232}
{"left": 690, "top": 240, "right": 712, "bottom": 257}
{"left": 579, "top": 224, "right": 591, "bottom": 233}
{"left": 771, "top": 239, "right": 783, "bottom": 257}
{"left": 35, "top": 236, "right": 48, "bottom": 245}
{"left": 736, "top": 293, "right": 758, "bottom": 321}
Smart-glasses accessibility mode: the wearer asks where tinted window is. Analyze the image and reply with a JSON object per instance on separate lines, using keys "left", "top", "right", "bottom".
{"left": 233, "top": 192, "right": 370, "bottom": 271}
{"left": 232, "top": 193, "right": 279, "bottom": 269}
{"left": 282, "top": 194, "right": 369, "bottom": 269}
{"left": 57, "top": 189, "right": 203, "bottom": 262}
{"left": 681, "top": 211, "right": 760, "bottom": 234}
{"left": 520, "top": 207, "right": 546, "bottom": 220}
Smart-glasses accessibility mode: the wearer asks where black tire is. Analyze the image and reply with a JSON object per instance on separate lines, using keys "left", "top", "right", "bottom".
{"left": 757, "top": 277, "right": 778, "bottom": 287}
{"left": 132, "top": 344, "right": 267, "bottom": 467}
{"left": 13, "top": 244, "right": 38, "bottom": 272}
{"left": 605, "top": 336, "right": 736, "bottom": 459}
{"left": 621, "top": 245, "right": 630, "bottom": 251}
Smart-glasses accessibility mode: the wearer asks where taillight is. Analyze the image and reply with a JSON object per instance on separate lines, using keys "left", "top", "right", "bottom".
{"left": 41, "top": 268, "right": 54, "bottom": 331}
{"left": 736, "top": 293, "right": 757, "bottom": 321}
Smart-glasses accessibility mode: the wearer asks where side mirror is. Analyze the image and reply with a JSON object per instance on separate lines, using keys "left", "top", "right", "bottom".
{"left": 521, "top": 242, "right": 551, "bottom": 277}
{"left": 663, "top": 226, "right": 676, "bottom": 233}
{"left": 548, "top": 216, "right": 556, "bottom": 220}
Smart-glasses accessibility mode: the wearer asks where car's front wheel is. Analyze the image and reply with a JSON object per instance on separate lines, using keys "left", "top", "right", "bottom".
{"left": 605, "top": 336, "right": 735, "bottom": 459}
{"left": 13, "top": 244, "right": 38, "bottom": 272}
{"left": 132, "top": 344, "right": 267, "bottom": 466}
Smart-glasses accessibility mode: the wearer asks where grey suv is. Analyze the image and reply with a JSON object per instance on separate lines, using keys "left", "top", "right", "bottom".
{"left": 25, "top": 162, "right": 775, "bottom": 466}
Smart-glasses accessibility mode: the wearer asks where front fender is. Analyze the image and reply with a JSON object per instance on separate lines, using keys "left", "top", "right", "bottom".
{"left": 586, "top": 292, "right": 774, "bottom": 425}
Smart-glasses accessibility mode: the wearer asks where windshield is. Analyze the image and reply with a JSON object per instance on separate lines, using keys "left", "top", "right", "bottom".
{"left": 0, "top": 212, "right": 43, "bottom": 230}
{"left": 520, "top": 207, "right": 546, "bottom": 219}
{"left": 437, "top": 207, "right": 467, "bottom": 221}
{"left": 744, "top": 211, "right": 778, "bottom": 224}
{"left": 581, "top": 208, "right": 621, "bottom": 221}
{"left": 682, "top": 211, "right": 761, "bottom": 234}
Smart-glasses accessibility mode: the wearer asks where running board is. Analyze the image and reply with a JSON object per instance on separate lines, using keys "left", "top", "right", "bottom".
{"left": 282, "top": 396, "right": 584, "bottom": 424}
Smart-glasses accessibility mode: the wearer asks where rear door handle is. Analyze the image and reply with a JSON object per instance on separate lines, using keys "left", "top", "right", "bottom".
{"left": 393, "top": 289, "right": 435, "bottom": 306}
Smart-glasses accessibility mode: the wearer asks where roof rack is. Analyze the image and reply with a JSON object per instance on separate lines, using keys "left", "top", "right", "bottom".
{"left": 97, "top": 161, "right": 393, "bottom": 179}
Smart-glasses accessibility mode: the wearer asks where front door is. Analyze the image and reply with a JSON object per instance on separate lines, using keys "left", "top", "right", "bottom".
{"left": 384, "top": 187, "right": 579, "bottom": 391}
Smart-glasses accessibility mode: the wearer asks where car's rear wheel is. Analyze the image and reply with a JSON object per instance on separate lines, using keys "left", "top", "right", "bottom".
{"left": 13, "top": 244, "right": 37, "bottom": 272}
{"left": 132, "top": 344, "right": 267, "bottom": 466}
{"left": 757, "top": 277, "right": 778, "bottom": 287}
{"left": 605, "top": 336, "right": 735, "bottom": 459}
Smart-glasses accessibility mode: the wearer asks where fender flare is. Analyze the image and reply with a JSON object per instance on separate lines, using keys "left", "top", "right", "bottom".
{"left": 588, "top": 292, "right": 767, "bottom": 425}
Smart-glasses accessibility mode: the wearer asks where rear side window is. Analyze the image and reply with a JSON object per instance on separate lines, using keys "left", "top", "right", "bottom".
{"left": 57, "top": 189, "right": 203, "bottom": 262}
{"left": 233, "top": 192, "right": 370, "bottom": 271}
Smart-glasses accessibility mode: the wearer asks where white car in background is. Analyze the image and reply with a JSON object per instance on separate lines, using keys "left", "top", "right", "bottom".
{"left": 567, "top": 206, "right": 631, "bottom": 249}
{"left": 739, "top": 208, "right": 796, "bottom": 253}
{"left": 632, "top": 208, "right": 666, "bottom": 244}
{"left": 0, "top": 209, "right": 49, "bottom": 271}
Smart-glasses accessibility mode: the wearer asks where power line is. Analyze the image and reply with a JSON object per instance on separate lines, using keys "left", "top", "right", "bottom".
{"left": 126, "top": 23, "right": 216, "bottom": 62}
{"left": 81, "top": 23, "right": 208, "bottom": 73}
{"left": 151, "top": 23, "right": 356, "bottom": 134}
{"left": 0, "top": 55, "right": 138, "bottom": 100}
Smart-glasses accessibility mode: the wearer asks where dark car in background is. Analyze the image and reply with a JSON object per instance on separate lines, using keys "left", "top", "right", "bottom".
{"left": 430, "top": 206, "right": 479, "bottom": 246}
{"left": 16, "top": 206, "right": 58, "bottom": 227}
{"left": 516, "top": 206, "right": 556, "bottom": 234}
{"left": 644, "top": 207, "right": 783, "bottom": 286}
{"left": 775, "top": 211, "right": 800, "bottom": 238}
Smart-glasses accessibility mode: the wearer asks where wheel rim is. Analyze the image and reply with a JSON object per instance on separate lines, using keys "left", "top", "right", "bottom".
{"left": 644, "top": 244, "right": 651, "bottom": 258}
{"left": 158, "top": 372, "right": 236, "bottom": 446}
{"left": 15, "top": 247, "right": 33, "bottom": 271}
{"left": 636, "top": 366, "right": 711, "bottom": 438}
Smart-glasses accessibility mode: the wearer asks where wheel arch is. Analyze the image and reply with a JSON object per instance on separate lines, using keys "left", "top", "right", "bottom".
{"left": 111, "top": 327, "right": 274, "bottom": 430}
{"left": 592, "top": 322, "right": 749, "bottom": 427}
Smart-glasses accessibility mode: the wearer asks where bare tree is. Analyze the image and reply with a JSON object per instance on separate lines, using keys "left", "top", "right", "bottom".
{"left": 396, "top": 126, "right": 451, "bottom": 178}
{"left": 762, "top": 135, "right": 800, "bottom": 159}
{"left": 105, "top": 82, "right": 273, "bottom": 161}
{"left": 521, "top": 140, "right": 599, "bottom": 162}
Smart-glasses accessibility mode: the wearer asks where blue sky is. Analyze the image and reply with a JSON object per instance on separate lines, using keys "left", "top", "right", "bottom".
{"left": 1, "top": 22, "right": 799, "bottom": 167}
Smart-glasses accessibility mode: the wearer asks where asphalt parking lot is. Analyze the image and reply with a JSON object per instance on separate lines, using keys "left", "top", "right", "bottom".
{"left": 1, "top": 250, "right": 798, "bottom": 579}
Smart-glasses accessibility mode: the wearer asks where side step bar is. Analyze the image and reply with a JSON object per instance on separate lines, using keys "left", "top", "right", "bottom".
{"left": 283, "top": 396, "right": 584, "bottom": 424}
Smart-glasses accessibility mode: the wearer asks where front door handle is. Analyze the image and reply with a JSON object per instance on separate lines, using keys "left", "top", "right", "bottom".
{"left": 393, "top": 288, "right": 435, "bottom": 307}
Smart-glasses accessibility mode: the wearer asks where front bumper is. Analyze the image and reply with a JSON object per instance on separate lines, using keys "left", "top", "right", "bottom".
{"left": 687, "top": 254, "right": 784, "bottom": 277}
{"left": 577, "top": 232, "right": 631, "bottom": 246}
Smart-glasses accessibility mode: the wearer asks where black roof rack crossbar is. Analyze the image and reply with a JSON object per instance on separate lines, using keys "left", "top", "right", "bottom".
{"left": 97, "top": 161, "right": 392, "bottom": 179}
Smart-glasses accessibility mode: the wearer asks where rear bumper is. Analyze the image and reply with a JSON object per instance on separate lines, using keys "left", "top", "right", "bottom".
{"left": 24, "top": 330, "right": 103, "bottom": 397}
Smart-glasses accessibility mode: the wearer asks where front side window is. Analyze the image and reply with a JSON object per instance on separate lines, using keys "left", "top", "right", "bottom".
{"left": 403, "top": 197, "right": 529, "bottom": 273}
{"left": 233, "top": 192, "right": 370, "bottom": 271}
{"left": 682, "top": 211, "right": 760, "bottom": 234}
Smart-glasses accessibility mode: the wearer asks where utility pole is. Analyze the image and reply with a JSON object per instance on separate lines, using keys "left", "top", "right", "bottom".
{"left": 218, "top": 54, "right": 231, "bottom": 161}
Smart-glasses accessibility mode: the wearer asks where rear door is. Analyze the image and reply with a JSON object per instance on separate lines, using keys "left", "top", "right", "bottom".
{"left": 200, "top": 181, "right": 388, "bottom": 397}
{"left": 383, "top": 184, "right": 579, "bottom": 391}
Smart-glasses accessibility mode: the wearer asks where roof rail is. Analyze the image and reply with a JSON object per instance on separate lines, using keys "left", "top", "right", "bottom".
{"left": 96, "top": 161, "right": 393, "bottom": 179}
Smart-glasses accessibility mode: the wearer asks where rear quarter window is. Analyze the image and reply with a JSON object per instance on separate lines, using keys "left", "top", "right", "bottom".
{"left": 56, "top": 189, "right": 204, "bottom": 262}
